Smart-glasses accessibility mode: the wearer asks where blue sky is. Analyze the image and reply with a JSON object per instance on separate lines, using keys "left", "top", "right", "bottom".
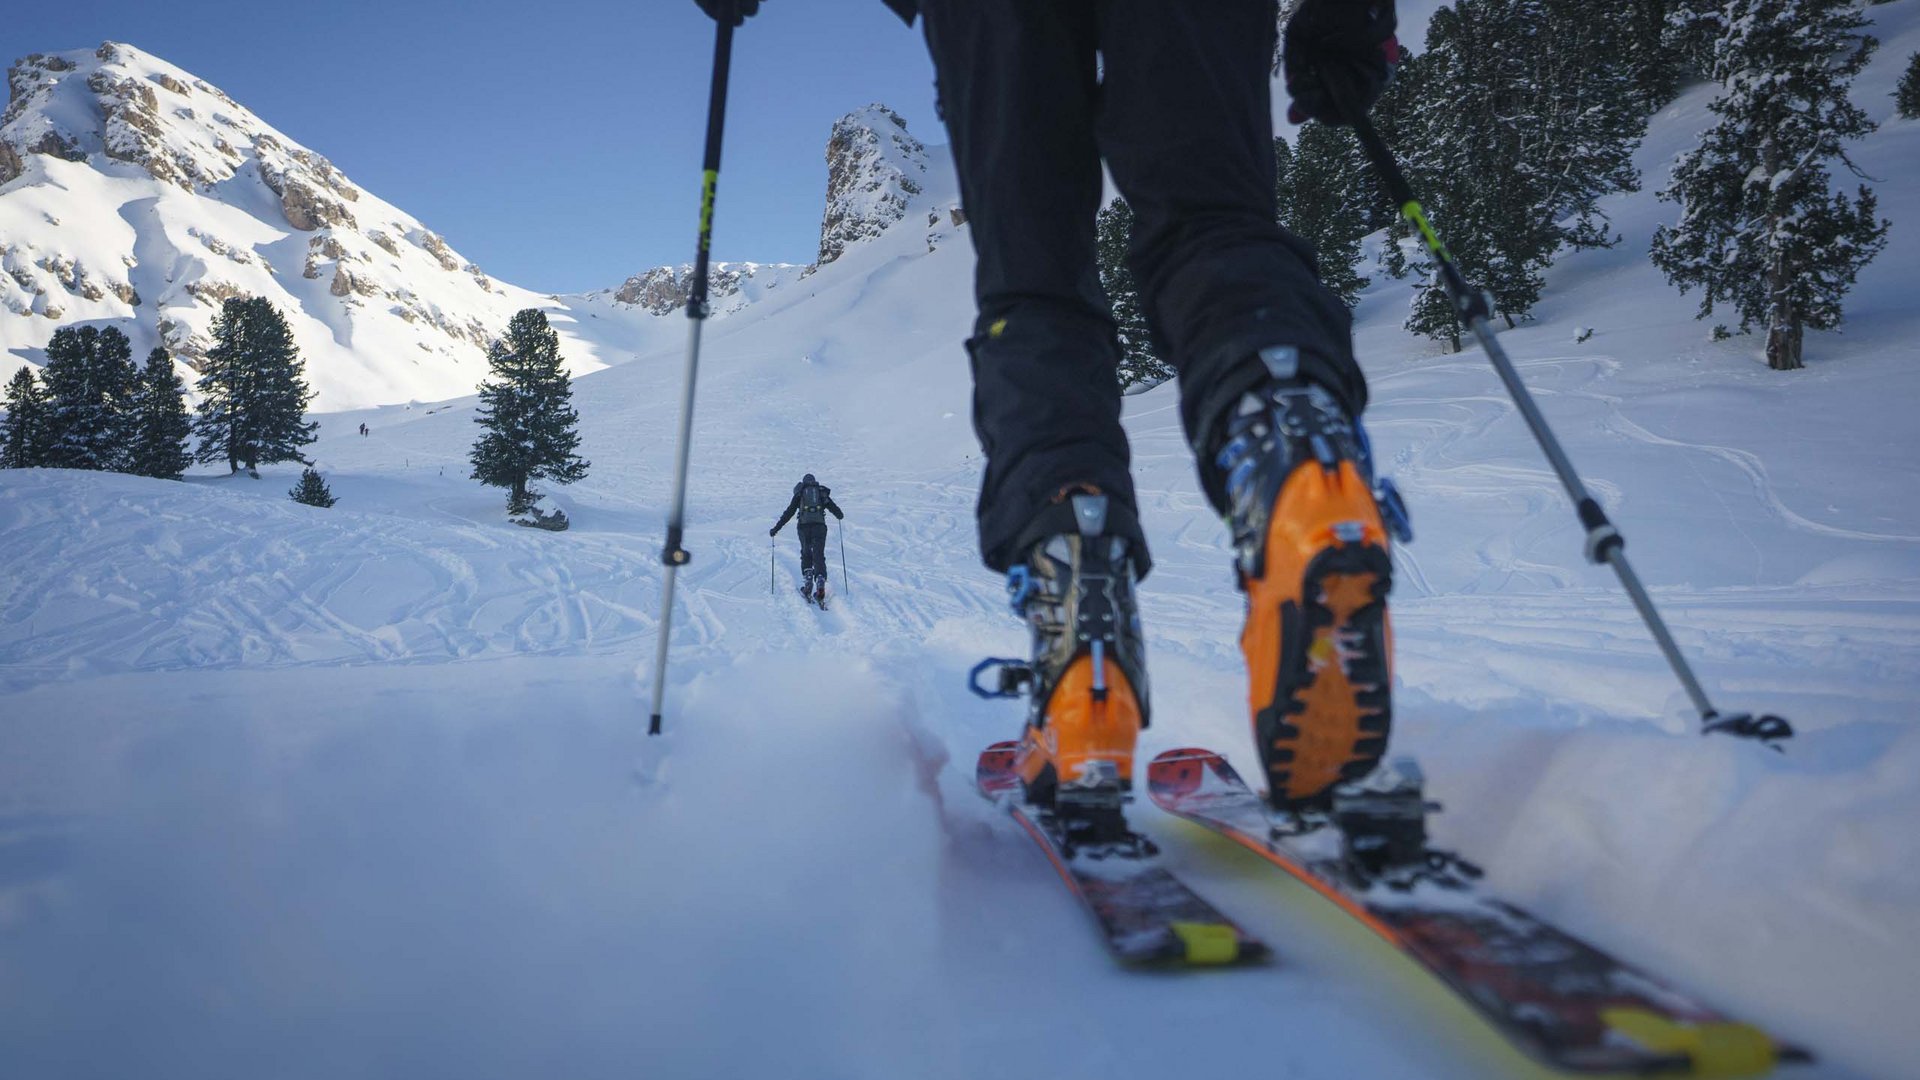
{"left": 9, "top": 1, "right": 941, "bottom": 293}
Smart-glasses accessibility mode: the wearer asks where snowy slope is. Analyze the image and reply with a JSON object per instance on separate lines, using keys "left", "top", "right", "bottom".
{"left": 4, "top": 7, "right": 1920, "bottom": 1080}
{"left": 0, "top": 42, "right": 703, "bottom": 407}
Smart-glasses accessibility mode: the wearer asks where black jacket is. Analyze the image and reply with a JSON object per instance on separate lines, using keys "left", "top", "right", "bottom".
{"left": 881, "top": 0, "right": 915, "bottom": 24}
{"left": 773, "top": 480, "right": 844, "bottom": 533}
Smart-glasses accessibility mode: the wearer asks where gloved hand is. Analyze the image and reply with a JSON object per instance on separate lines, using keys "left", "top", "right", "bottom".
{"left": 693, "top": 0, "right": 760, "bottom": 26}
{"left": 769, "top": 526, "right": 778, "bottom": 536}
{"left": 1282, "top": 0, "right": 1400, "bottom": 126}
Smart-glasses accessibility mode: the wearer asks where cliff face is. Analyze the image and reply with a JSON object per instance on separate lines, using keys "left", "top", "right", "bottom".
{"left": 817, "top": 104, "right": 928, "bottom": 268}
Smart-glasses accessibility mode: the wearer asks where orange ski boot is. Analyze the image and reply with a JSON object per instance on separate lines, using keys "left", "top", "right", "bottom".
{"left": 1006, "top": 494, "right": 1148, "bottom": 840}
{"left": 1214, "top": 372, "right": 1397, "bottom": 809}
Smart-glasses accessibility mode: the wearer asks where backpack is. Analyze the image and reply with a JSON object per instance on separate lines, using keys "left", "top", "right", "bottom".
{"left": 798, "top": 481, "right": 828, "bottom": 525}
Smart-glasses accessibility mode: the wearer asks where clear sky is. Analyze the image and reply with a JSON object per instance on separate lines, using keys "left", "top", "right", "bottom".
{"left": 6, "top": 0, "right": 942, "bottom": 294}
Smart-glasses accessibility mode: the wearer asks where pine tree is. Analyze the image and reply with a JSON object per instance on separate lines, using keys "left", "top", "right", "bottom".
{"left": 1381, "top": 1, "right": 1647, "bottom": 348}
{"left": 1650, "top": 0, "right": 1888, "bottom": 370}
{"left": 469, "top": 309, "right": 589, "bottom": 515}
{"left": 1623, "top": 0, "right": 1693, "bottom": 111}
{"left": 1280, "top": 125, "right": 1372, "bottom": 308}
{"left": 1897, "top": 52, "right": 1920, "bottom": 119}
{"left": 129, "top": 347, "right": 192, "bottom": 480}
{"left": 2, "top": 365, "right": 52, "bottom": 468}
{"left": 39, "top": 325, "right": 138, "bottom": 470}
{"left": 1093, "top": 197, "right": 1170, "bottom": 391}
{"left": 193, "top": 296, "right": 318, "bottom": 474}
{"left": 288, "top": 466, "right": 336, "bottom": 508}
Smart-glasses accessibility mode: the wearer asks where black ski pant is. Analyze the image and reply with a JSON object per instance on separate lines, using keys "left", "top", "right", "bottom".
{"left": 918, "top": 0, "right": 1367, "bottom": 575}
{"left": 797, "top": 523, "right": 829, "bottom": 584}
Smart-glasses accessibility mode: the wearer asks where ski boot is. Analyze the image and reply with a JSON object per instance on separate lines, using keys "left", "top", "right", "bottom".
{"left": 996, "top": 493, "right": 1149, "bottom": 848}
{"left": 1212, "top": 348, "right": 1407, "bottom": 809}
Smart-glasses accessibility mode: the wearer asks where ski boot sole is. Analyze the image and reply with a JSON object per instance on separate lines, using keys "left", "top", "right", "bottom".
{"left": 1242, "top": 459, "right": 1393, "bottom": 807}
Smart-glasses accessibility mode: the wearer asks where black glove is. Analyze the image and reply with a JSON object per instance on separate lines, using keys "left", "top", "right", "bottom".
{"left": 769, "top": 526, "right": 779, "bottom": 536}
{"left": 1282, "top": 0, "right": 1400, "bottom": 126}
{"left": 693, "top": 0, "right": 760, "bottom": 26}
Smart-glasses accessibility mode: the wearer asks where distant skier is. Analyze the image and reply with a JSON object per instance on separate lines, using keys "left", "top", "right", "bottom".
{"left": 771, "top": 473, "right": 844, "bottom": 606}
{"left": 700, "top": 0, "right": 1401, "bottom": 826}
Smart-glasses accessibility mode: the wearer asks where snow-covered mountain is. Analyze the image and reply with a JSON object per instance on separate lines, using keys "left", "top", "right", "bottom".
{"left": 0, "top": 44, "right": 937, "bottom": 409}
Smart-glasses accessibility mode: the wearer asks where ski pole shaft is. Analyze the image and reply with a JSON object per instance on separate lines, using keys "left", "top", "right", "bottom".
{"left": 648, "top": 6, "right": 737, "bottom": 737}
{"left": 1342, "top": 104, "right": 1790, "bottom": 747}
{"left": 770, "top": 533, "right": 775, "bottom": 596}
{"left": 839, "top": 520, "right": 849, "bottom": 598}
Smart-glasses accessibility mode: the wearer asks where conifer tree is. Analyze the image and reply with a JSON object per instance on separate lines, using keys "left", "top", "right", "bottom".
{"left": 1623, "top": 0, "right": 1692, "bottom": 111}
{"left": 1651, "top": 0, "right": 1888, "bottom": 370}
{"left": 2, "top": 365, "right": 52, "bottom": 469}
{"left": 1383, "top": 1, "right": 1646, "bottom": 348}
{"left": 470, "top": 309, "right": 588, "bottom": 515}
{"left": 193, "top": 296, "right": 318, "bottom": 473}
{"left": 1279, "top": 125, "right": 1371, "bottom": 308}
{"left": 288, "top": 466, "right": 336, "bottom": 508}
{"left": 1093, "top": 197, "right": 1170, "bottom": 391}
{"left": 129, "top": 347, "right": 192, "bottom": 480}
{"left": 39, "top": 325, "right": 138, "bottom": 470}
{"left": 1897, "top": 52, "right": 1920, "bottom": 120}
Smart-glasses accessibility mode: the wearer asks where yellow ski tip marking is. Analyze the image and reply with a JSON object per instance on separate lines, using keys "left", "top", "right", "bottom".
{"left": 1170, "top": 921, "right": 1239, "bottom": 965}
{"left": 1601, "top": 1008, "right": 1778, "bottom": 1077}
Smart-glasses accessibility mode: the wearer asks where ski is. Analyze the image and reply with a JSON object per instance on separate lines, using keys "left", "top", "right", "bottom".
{"left": 1147, "top": 747, "right": 1810, "bottom": 1076}
{"left": 975, "top": 741, "right": 1267, "bottom": 968}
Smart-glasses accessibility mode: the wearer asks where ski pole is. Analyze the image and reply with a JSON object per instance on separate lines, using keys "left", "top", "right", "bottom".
{"left": 1337, "top": 92, "right": 1792, "bottom": 748}
{"left": 648, "top": 3, "right": 739, "bottom": 737}
{"left": 838, "top": 519, "right": 850, "bottom": 599}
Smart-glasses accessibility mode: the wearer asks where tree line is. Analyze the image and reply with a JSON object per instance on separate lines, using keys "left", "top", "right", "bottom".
{"left": 1, "top": 295, "right": 318, "bottom": 478}
{"left": 1096, "top": 0, "right": 1899, "bottom": 380}
{"left": 3, "top": 297, "right": 590, "bottom": 522}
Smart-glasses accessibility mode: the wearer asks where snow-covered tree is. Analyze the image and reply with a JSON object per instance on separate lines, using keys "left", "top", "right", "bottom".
{"left": 1093, "top": 197, "right": 1169, "bottom": 392}
{"left": 1277, "top": 127, "right": 1371, "bottom": 308}
{"left": 40, "top": 325, "right": 138, "bottom": 471}
{"left": 1, "top": 365, "right": 52, "bottom": 469}
{"left": 470, "top": 309, "right": 588, "bottom": 515}
{"left": 1897, "top": 52, "right": 1920, "bottom": 119}
{"left": 193, "top": 296, "right": 318, "bottom": 474}
{"left": 1650, "top": 0, "right": 1889, "bottom": 370}
{"left": 1382, "top": 1, "right": 1647, "bottom": 348}
{"left": 128, "top": 347, "right": 192, "bottom": 480}
{"left": 288, "top": 466, "right": 336, "bottom": 508}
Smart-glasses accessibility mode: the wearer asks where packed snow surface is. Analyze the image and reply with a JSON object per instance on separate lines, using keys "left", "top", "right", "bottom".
{"left": 4, "top": 6, "right": 1920, "bottom": 1078}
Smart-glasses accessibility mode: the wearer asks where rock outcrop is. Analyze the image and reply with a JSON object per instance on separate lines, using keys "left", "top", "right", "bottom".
{"left": 818, "top": 104, "right": 928, "bottom": 267}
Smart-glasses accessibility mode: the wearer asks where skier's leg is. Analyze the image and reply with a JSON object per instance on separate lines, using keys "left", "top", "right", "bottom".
{"left": 919, "top": 0, "right": 1148, "bottom": 576}
{"left": 1097, "top": 0, "right": 1392, "bottom": 807}
{"left": 802, "top": 526, "right": 829, "bottom": 596}
{"left": 920, "top": 0, "right": 1145, "bottom": 816}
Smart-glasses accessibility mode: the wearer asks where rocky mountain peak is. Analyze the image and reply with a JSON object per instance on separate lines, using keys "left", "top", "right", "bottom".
{"left": 818, "top": 104, "right": 927, "bottom": 267}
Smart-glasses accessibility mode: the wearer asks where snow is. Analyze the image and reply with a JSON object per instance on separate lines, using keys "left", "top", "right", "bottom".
{"left": 4, "top": 6, "right": 1920, "bottom": 1079}
{"left": 0, "top": 43, "right": 681, "bottom": 410}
